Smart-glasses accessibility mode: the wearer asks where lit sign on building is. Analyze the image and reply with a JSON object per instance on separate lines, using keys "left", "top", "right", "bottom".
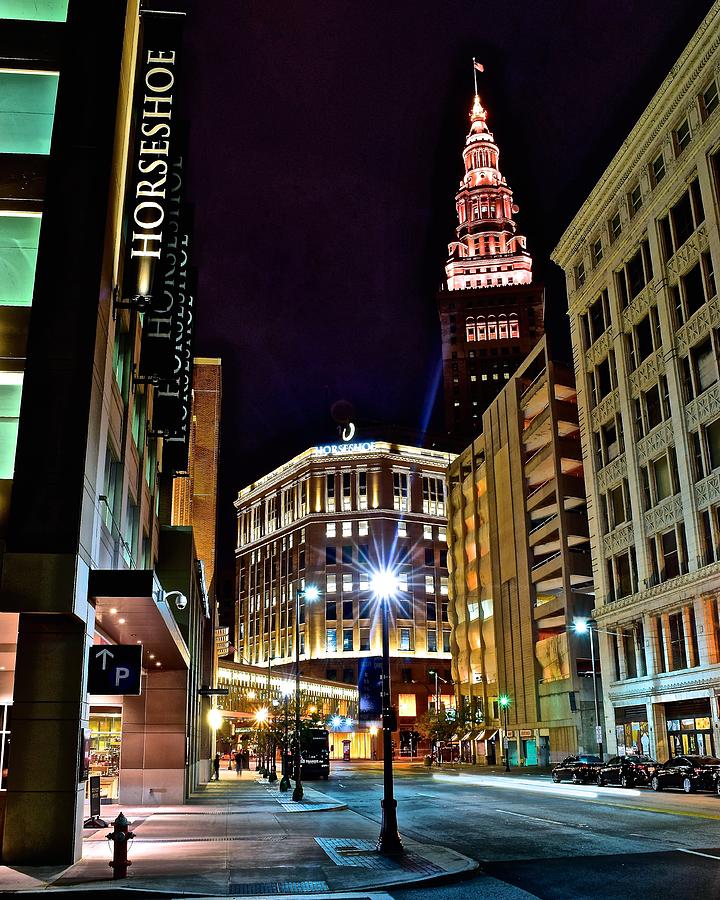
{"left": 313, "top": 441, "right": 376, "bottom": 457}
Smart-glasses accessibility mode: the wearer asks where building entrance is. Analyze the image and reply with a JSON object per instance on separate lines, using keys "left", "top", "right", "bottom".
{"left": 88, "top": 707, "right": 122, "bottom": 801}
{"left": 665, "top": 699, "right": 714, "bottom": 757}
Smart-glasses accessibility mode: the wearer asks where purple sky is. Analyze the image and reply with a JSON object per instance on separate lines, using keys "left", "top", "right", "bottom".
{"left": 184, "top": 0, "right": 713, "bottom": 577}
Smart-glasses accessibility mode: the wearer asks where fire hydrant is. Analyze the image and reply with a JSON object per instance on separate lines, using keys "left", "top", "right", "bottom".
{"left": 107, "top": 812, "right": 135, "bottom": 879}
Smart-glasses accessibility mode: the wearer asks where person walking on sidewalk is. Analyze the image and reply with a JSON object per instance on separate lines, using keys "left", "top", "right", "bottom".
{"left": 234, "top": 750, "right": 243, "bottom": 776}
{"left": 212, "top": 753, "right": 220, "bottom": 781}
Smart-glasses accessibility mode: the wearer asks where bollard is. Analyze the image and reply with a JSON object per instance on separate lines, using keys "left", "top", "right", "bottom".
{"left": 106, "top": 812, "right": 135, "bottom": 879}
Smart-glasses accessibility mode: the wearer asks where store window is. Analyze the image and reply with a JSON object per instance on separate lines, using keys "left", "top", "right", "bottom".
{"left": 0, "top": 212, "right": 42, "bottom": 307}
{"left": 0, "top": 0, "right": 68, "bottom": 19}
{"left": 0, "top": 71, "right": 59, "bottom": 154}
{"left": 89, "top": 708, "right": 122, "bottom": 801}
{"left": 398, "top": 694, "right": 417, "bottom": 717}
{"left": 667, "top": 714, "right": 714, "bottom": 756}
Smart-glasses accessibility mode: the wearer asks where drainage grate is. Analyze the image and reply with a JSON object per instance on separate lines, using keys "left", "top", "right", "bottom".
{"left": 315, "top": 837, "right": 442, "bottom": 874}
{"left": 228, "top": 881, "right": 329, "bottom": 895}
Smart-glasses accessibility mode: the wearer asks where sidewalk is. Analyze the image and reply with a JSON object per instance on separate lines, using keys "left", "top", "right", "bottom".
{"left": 0, "top": 769, "right": 477, "bottom": 896}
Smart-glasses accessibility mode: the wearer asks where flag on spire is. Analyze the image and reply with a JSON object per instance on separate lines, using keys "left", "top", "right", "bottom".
{"left": 474, "top": 61, "right": 484, "bottom": 72}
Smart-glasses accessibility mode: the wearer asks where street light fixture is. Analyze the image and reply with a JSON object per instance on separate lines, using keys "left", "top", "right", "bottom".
{"left": 370, "top": 568, "right": 404, "bottom": 857}
{"left": 498, "top": 694, "right": 511, "bottom": 772}
{"left": 293, "top": 584, "right": 320, "bottom": 802}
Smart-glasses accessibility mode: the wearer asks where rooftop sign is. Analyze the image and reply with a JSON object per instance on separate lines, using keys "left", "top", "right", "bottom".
{"left": 313, "top": 441, "right": 376, "bottom": 457}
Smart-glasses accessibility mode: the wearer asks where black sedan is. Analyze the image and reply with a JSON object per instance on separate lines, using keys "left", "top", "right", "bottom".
{"left": 596, "top": 754, "right": 657, "bottom": 787}
{"left": 551, "top": 755, "right": 603, "bottom": 784}
{"left": 650, "top": 755, "right": 720, "bottom": 793}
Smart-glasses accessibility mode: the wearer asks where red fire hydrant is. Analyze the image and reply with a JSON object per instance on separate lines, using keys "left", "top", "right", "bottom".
{"left": 107, "top": 812, "right": 135, "bottom": 879}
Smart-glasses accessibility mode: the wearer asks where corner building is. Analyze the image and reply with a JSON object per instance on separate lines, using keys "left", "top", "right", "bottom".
{"left": 234, "top": 441, "right": 456, "bottom": 758}
{"left": 553, "top": 2, "right": 720, "bottom": 760}
{"left": 448, "top": 338, "right": 596, "bottom": 765}
{"left": 438, "top": 89, "right": 545, "bottom": 440}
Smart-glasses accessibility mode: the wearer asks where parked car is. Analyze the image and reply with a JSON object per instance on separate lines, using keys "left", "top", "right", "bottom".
{"left": 596, "top": 755, "right": 657, "bottom": 787}
{"left": 551, "top": 755, "right": 603, "bottom": 784}
{"left": 650, "top": 755, "right": 720, "bottom": 793}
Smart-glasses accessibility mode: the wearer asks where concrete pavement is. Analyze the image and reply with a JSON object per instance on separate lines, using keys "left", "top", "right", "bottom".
{"left": 0, "top": 769, "right": 476, "bottom": 895}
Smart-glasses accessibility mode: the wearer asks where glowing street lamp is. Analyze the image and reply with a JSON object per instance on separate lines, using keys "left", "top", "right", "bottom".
{"left": 370, "top": 567, "right": 403, "bottom": 857}
{"left": 498, "top": 694, "right": 511, "bottom": 772}
{"left": 208, "top": 706, "right": 223, "bottom": 731}
{"left": 293, "top": 584, "right": 320, "bottom": 802}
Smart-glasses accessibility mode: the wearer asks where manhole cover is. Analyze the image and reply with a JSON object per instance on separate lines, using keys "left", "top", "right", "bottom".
{"left": 228, "top": 881, "right": 329, "bottom": 895}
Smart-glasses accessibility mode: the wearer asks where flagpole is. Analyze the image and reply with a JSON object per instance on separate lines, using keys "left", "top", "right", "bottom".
{"left": 472, "top": 57, "right": 478, "bottom": 95}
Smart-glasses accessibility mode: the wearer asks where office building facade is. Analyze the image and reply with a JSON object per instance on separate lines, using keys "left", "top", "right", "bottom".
{"left": 447, "top": 338, "right": 596, "bottom": 764}
{"left": 552, "top": 2, "right": 720, "bottom": 760}
{"left": 234, "top": 440, "right": 456, "bottom": 758}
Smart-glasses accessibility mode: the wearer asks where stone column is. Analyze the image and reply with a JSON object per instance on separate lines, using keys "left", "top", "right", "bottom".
{"left": 119, "top": 668, "right": 188, "bottom": 806}
{"left": 682, "top": 605, "right": 699, "bottom": 668}
{"left": 643, "top": 613, "right": 658, "bottom": 676}
{"left": 661, "top": 613, "right": 674, "bottom": 671}
{"left": 698, "top": 594, "right": 719, "bottom": 666}
{"left": 710, "top": 694, "right": 720, "bottom": 757}
{"left": 2, "top": 612, "right": 93, "bottom": 864}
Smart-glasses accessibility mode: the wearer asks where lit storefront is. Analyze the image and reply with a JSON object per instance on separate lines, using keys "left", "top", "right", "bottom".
{"left": 665, "top": 700, "right": 714, "bottom": 757}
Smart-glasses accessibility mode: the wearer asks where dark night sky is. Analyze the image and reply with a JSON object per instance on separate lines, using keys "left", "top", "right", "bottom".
{"left": 184, "top": 0, "right": 714, "bottom": 584}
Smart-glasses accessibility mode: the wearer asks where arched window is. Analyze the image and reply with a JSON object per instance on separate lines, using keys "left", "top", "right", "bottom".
{"left": 498, "top": 314, "right": 509, "bottom": 340}
{"left": 487, "top": 315, "right": 497, "bottom": 340}
{"left": 476, "top": 316, "right": 487, "bottom": 341}
{"left": 465, "top": 317, "right": 476, "bottom": 341}
{"left": 509, "top": 314, "right": 520, "bottom": 339}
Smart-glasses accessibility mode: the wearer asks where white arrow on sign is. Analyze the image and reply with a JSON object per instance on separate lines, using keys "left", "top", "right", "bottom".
{"left": 96, "top": 648, "right": 114, "bottom": 671}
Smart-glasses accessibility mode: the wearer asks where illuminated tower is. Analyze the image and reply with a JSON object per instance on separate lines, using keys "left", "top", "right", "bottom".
{"left": 438, "top": 81, "right": 545, "bottom": 439}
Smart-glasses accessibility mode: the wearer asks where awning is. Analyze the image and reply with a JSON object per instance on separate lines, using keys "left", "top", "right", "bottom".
{"left": 449, "top": 733, "right": 459, "bottom": 742}
{"left": 460, "top": 732, "right": 472, "bottom": 741}
{"left": 89, "top": 569, "right": 190, "bottom": 672}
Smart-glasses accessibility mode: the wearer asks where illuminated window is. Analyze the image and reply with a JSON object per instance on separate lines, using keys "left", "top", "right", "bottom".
{"left": 397, "top": 571, "right": 409, "bottom": 593}
{"left": 498, "top": 314, "right": 509, "bottom": 339}
{"left": 342, "top": 472, "right": 352, "bottom": 510}
{"left": 466, "top": 317, "right": 476, "bottom": 341}
{"left": 0, "top": 72, "right": 59, "bottom": 154}
{"left": 342, "top": 628, "right": 353, "bottom": 651}
{"left": 476, "top": 317, "right": 487, "bottom": 341}
{"left": 509, "top": 314, "right": 519, "bottom": 338}
{"left": 326, "top": 629, "right": 337, "bottom": 652}
{"left": 487, "top": 316, "right": 498, "bottom": 340}
{"left": 438, "top": 526, "right": 447, "bottom": 542}
{"left": 0, "top": 372, "right": 23, "bottom": 478}
{"left": 424, "top": 524, "right": 433, "bottom": 540}
{"left": 342, "top": 521, "right": 352, "bottom": 537}
{"left": 359, "top": 519, "right": 368, "bottom": 536}
{"left": 326, "top": 522, "right": 336, "bottom": 538}
{"left": 425, "top": 575, "right": 434, "bottom": 594}
{"left": 0, "top": 212, "right": 42, "bottom": 306}
{"left": 398, "top": 693, "right": 416, "bottom": 716}
{"left": 393, "top": 471, "right": 409, "bottom": 511}
{"left": 398, "top": 627, "right": 414, "bottom": 652}
{"left": 0, "top": 0, "right": 68, "bottom": 19}
{"left": 422, "top": 476, "right": 445, "bottom": 515}
{"left": 326, "top": 574, "right": 336, "bottom": 593}
{"left": 357, "top": 470, "right": 367, "bottom": 509}
{"left": 440, "top": 576, "right": 449, "bottom": 596}
{"left": 397, "top": 520, "right": 407, "bottom": 537}
{"left": 427, "top": 629, "right": 437, "bottom": 652}
{"left": 342, "top": 573, "right": 353, "bottom": 592}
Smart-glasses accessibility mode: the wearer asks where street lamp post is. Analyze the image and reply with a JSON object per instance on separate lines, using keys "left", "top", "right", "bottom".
{"left": 371, "top": 569, "right": 404, "bottom": 858}
{"left": 279, "top": 684, "right": 292, "bottom": 791}
{"left": 269, "top": 699, "right": 279, "bottom": 783}
{"left": 572, "top": 618, "right": 604, "bottom": 760}
{"left": 498, "top": 694, "right": 511, "bottom": 772}
{"left": 293, "top": 584, "right": 320, "bottom": 802}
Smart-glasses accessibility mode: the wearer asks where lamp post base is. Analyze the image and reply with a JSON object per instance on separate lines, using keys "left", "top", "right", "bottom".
{"left": 268, "top": 770, "right": 278, "bottom": 783}
{"left": 292, "top": 782, "right": 304, "bottom": 802}
{"left": 377, "top": 797, "right": 404, "bottom": 857}
{"left": 279, "top": 775, "right": 291, "bottom": 791}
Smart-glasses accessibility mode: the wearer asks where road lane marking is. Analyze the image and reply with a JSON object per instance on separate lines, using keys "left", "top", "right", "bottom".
{"left": 495, "top": 809, "right": 588, "bottom": 828}
{"left": 579, "top": 798, "right": 720, "bottom": 821}
{"left": 679, "top": 849, "right": 720, "bottom": 860}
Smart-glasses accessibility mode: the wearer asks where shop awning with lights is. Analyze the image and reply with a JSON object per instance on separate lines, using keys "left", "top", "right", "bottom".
{"left": 89, "top": 569, "right": 189, "bottom": 671}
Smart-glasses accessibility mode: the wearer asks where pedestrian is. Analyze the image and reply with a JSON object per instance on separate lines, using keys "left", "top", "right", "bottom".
{"left": 234, "top": 750, "right": 243, "bottom": 776}
{"left": 212, "top": 752, "right": 220, "bottom": 781}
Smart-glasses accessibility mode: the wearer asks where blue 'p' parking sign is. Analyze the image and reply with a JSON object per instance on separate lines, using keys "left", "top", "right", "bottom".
{"left": 88, "top": 645, "right": 143, "bottom": 695}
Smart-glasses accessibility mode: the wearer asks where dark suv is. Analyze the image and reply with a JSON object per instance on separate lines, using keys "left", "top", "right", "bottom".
{"left": 650, "top": 755, "right": 720, "bottom": 793}
{"left": 551, "top": 755, "right": 603, "bottom": 784}
{"left": 596, "top": 755, "right": 657, "bottom": 788}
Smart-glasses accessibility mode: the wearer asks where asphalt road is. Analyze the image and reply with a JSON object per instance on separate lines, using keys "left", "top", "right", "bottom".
{"left": 321, "top": 762, "right": 720, "bottom": 899}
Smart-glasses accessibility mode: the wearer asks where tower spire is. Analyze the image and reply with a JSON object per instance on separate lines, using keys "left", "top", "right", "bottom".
{"left": 444, "top": 73, "right": 531, "bottom": 291}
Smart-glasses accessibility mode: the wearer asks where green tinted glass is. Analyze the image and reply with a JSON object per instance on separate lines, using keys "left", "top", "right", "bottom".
{"left": 0, "top": 214, "right": 41, "bottom": 306}
{"left": 0, "top": 0, "right": 68, "bottom": 21}
{"left": 0, "top": 72, "right": 59, "bottom": 154}
{"left": 0, "top": 380, "right": 23, "bottom": 479}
